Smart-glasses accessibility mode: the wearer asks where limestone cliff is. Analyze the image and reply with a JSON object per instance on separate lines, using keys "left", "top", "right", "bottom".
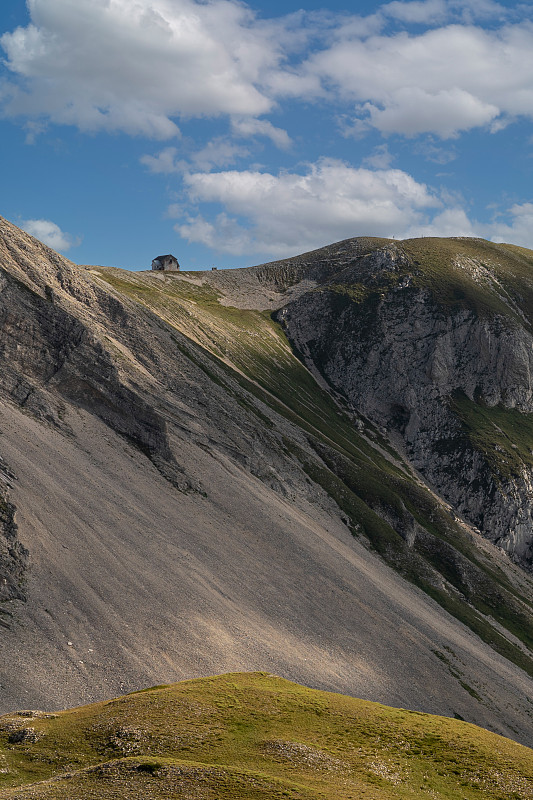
{"left": 276, "top": 238, "right": 533, "bottom": 568}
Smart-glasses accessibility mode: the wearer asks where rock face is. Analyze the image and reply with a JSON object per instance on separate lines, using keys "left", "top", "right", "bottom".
{"left": 276, "top": 239, "right": 533, "bottom": 567}
{"left": 2, "top": 217, "right": 533, "bottom": 747}
{"left": 0, "top": 490, "right": 27, "bottom": 605}
{"left": 0, "top": 221, "right": 190, "bottom": 489}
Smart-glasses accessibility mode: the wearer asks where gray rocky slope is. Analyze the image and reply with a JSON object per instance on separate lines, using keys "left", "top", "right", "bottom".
{"left": 1, "top": 217, "right": 533, "bottom": 746}
{"left": 271, "top": 237, "right": 533, "bottom": 567}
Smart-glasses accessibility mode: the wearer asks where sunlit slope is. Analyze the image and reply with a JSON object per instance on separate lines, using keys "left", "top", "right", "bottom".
{"left": 95, "top": 235, "right": 533, "bottom": 483}
{"left": 1, "top": 672, "right": 532, "bottom": 800}
{"left": 91, "top": 261, "right": 533, "bottom": 684}
{"left": 401, "top": 237, "right": 533, "bottom": 323}
{"left": 93, "top": 266, "right": 406, "bottom": 471}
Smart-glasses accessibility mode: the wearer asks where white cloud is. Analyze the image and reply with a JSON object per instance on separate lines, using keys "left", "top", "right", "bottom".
{"left": 177, "top": 164, "right": 533, "bottom": 254}
{"left": 140, "top": 147, "right": 181, "bottom": 174}
{"left": 487, "top": 203, "right": 533, "bottom": 248}
{"left": 0, "top": 0, "right": 283, "bottom": 137}
{"left": 178, "top": 212, "right": 253, "bottom": 255}
{"left": 363, "top": 144, "right": 394, "bottom": 169}
{"left": 231, "top": 117, "right": 292, "bottom": 149}
{"left": 361, "top": 88, "right": 499, "bottom": 138}
{"left": 178, "top": 155, "right": 533, "bottom": 255}
{"left": 178, "top": 158, "right": 441, "bottom": 255}
{"left": 1, "top": 1, "right": 532, "bottom": 144}
{"left": 1, "top": 1, "right": 530, "bottom": 145}
{"left": 141, "top": 138, "right": 249, "bottom": 174}
{"left": 382, "top": 0, "right": 448, "bottom": 24}
{"left": 403, "top": 206, "right": 478, "bottom": 238}
{"left": 305, "top": 22, "right": 533, "bottom": 137}
{"left": 21, "top": 218, "right": 80, "bottom": 251}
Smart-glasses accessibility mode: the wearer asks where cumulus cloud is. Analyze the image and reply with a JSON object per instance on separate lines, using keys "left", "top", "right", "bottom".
{"left": 231, "top": 117, "right": 292, "bottom": 149}
{"left": 305, "top": 22, "right": 533, "bottom": 137}
{"left": 178, "top": 212, "right": 254, "bottom": 255}
{"left": 363, "top": 144, "right": 395, "bottom": 169}
{"left": 178, "top": 158, "right": 441, "bottom": 255}
{"left": 21, "top": 218, "right": 80, "bottom": 251}
{"left": 178, "top": 155, "right": 533, "bottom": 255}
{"left": 403, "top": 207, "right": 479, "bottom": 238}
{"left": 0, "top": 0, "right": 283, "bottom": 136}
{"left": 487, "top": 203, "right": 533, "bottom": 248}
{"left": 177, "top": 162, "right": 533, "bottom": 254}
{"left": 1, "top": 1, "right": 531, "bottom": 143}
{"left": 361, "top": 88, "right": 499, "bottom": 138}
{"left": 141, "top": 138, "right": 249, "bottom": 174}
{"left": 382, "top": 0, "right": 448, "bottom": 24}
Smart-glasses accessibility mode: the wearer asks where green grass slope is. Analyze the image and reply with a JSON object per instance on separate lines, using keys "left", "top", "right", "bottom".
{"left": 402, "top": 237, "right": 533, "bottom": 324}
{"left": 316, "top": 236, "right": 533, "bottom": 325}
{"left": 88, "top": 261, "right": 533, "bottom": 684}
{"left": 0, "top": 672, "right": 531, "bottom": 800}
{"left": 451, "top": 391, "right": 533, "bottom": 481}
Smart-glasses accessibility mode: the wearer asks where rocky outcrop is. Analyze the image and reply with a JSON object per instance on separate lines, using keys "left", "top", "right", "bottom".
{"left": 0, "top": 220, "right": 192, "bottom": 490}
{"left": 0, "top": 489, "right": 27, "bottom": 606}
{"left": 277, "top": 243, "right": 533, "bottom": 568}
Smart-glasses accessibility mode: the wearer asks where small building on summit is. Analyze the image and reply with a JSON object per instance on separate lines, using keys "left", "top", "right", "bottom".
{"left": 151, "top": 254, "right": 180, "bottom": 271}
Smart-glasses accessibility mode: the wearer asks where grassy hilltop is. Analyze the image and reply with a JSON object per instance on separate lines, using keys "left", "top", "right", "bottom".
{"left": 0, "top": 672, "right": 532, "bottom": 800}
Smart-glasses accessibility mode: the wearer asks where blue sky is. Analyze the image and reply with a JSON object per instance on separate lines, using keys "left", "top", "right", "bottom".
{"left": 1, "top": 0, "right": 533, "bottom": 270}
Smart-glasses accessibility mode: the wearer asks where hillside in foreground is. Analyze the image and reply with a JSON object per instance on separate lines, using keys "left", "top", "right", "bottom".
{"left": 0, "top": 672, "right": 532, "bottom": 800}
{"left": 1, "top": 216, "right": 533, "bottom": 748}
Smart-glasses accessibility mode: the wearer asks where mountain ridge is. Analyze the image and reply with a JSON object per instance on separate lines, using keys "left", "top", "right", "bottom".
{"left": 1, "top": 216, "right": 533, "bottom": 747}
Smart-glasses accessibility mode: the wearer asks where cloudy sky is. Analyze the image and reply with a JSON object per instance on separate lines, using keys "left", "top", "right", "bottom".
{"left": 1, "top": 0, "right": 532, "bottom": 269}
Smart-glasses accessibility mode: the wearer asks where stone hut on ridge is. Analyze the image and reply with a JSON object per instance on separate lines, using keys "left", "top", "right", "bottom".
{"left": 151, "top": 254, "right": 180, "bottom": 271}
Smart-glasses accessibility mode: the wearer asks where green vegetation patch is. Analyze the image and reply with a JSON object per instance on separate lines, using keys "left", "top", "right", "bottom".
{"left": 401, "top": 237, "right": 533, "bottom": 325}
{"left": 0, "top": 672, "right": 532, "bottom": 800}
{"left": 319, "top": 282, "right": 372, "bottom": 303}
{"left": 451, "top": 391, "right": 533, "bottom": 480}
{"left": 0, "top": 757, "right": 318, "bottom": 800}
